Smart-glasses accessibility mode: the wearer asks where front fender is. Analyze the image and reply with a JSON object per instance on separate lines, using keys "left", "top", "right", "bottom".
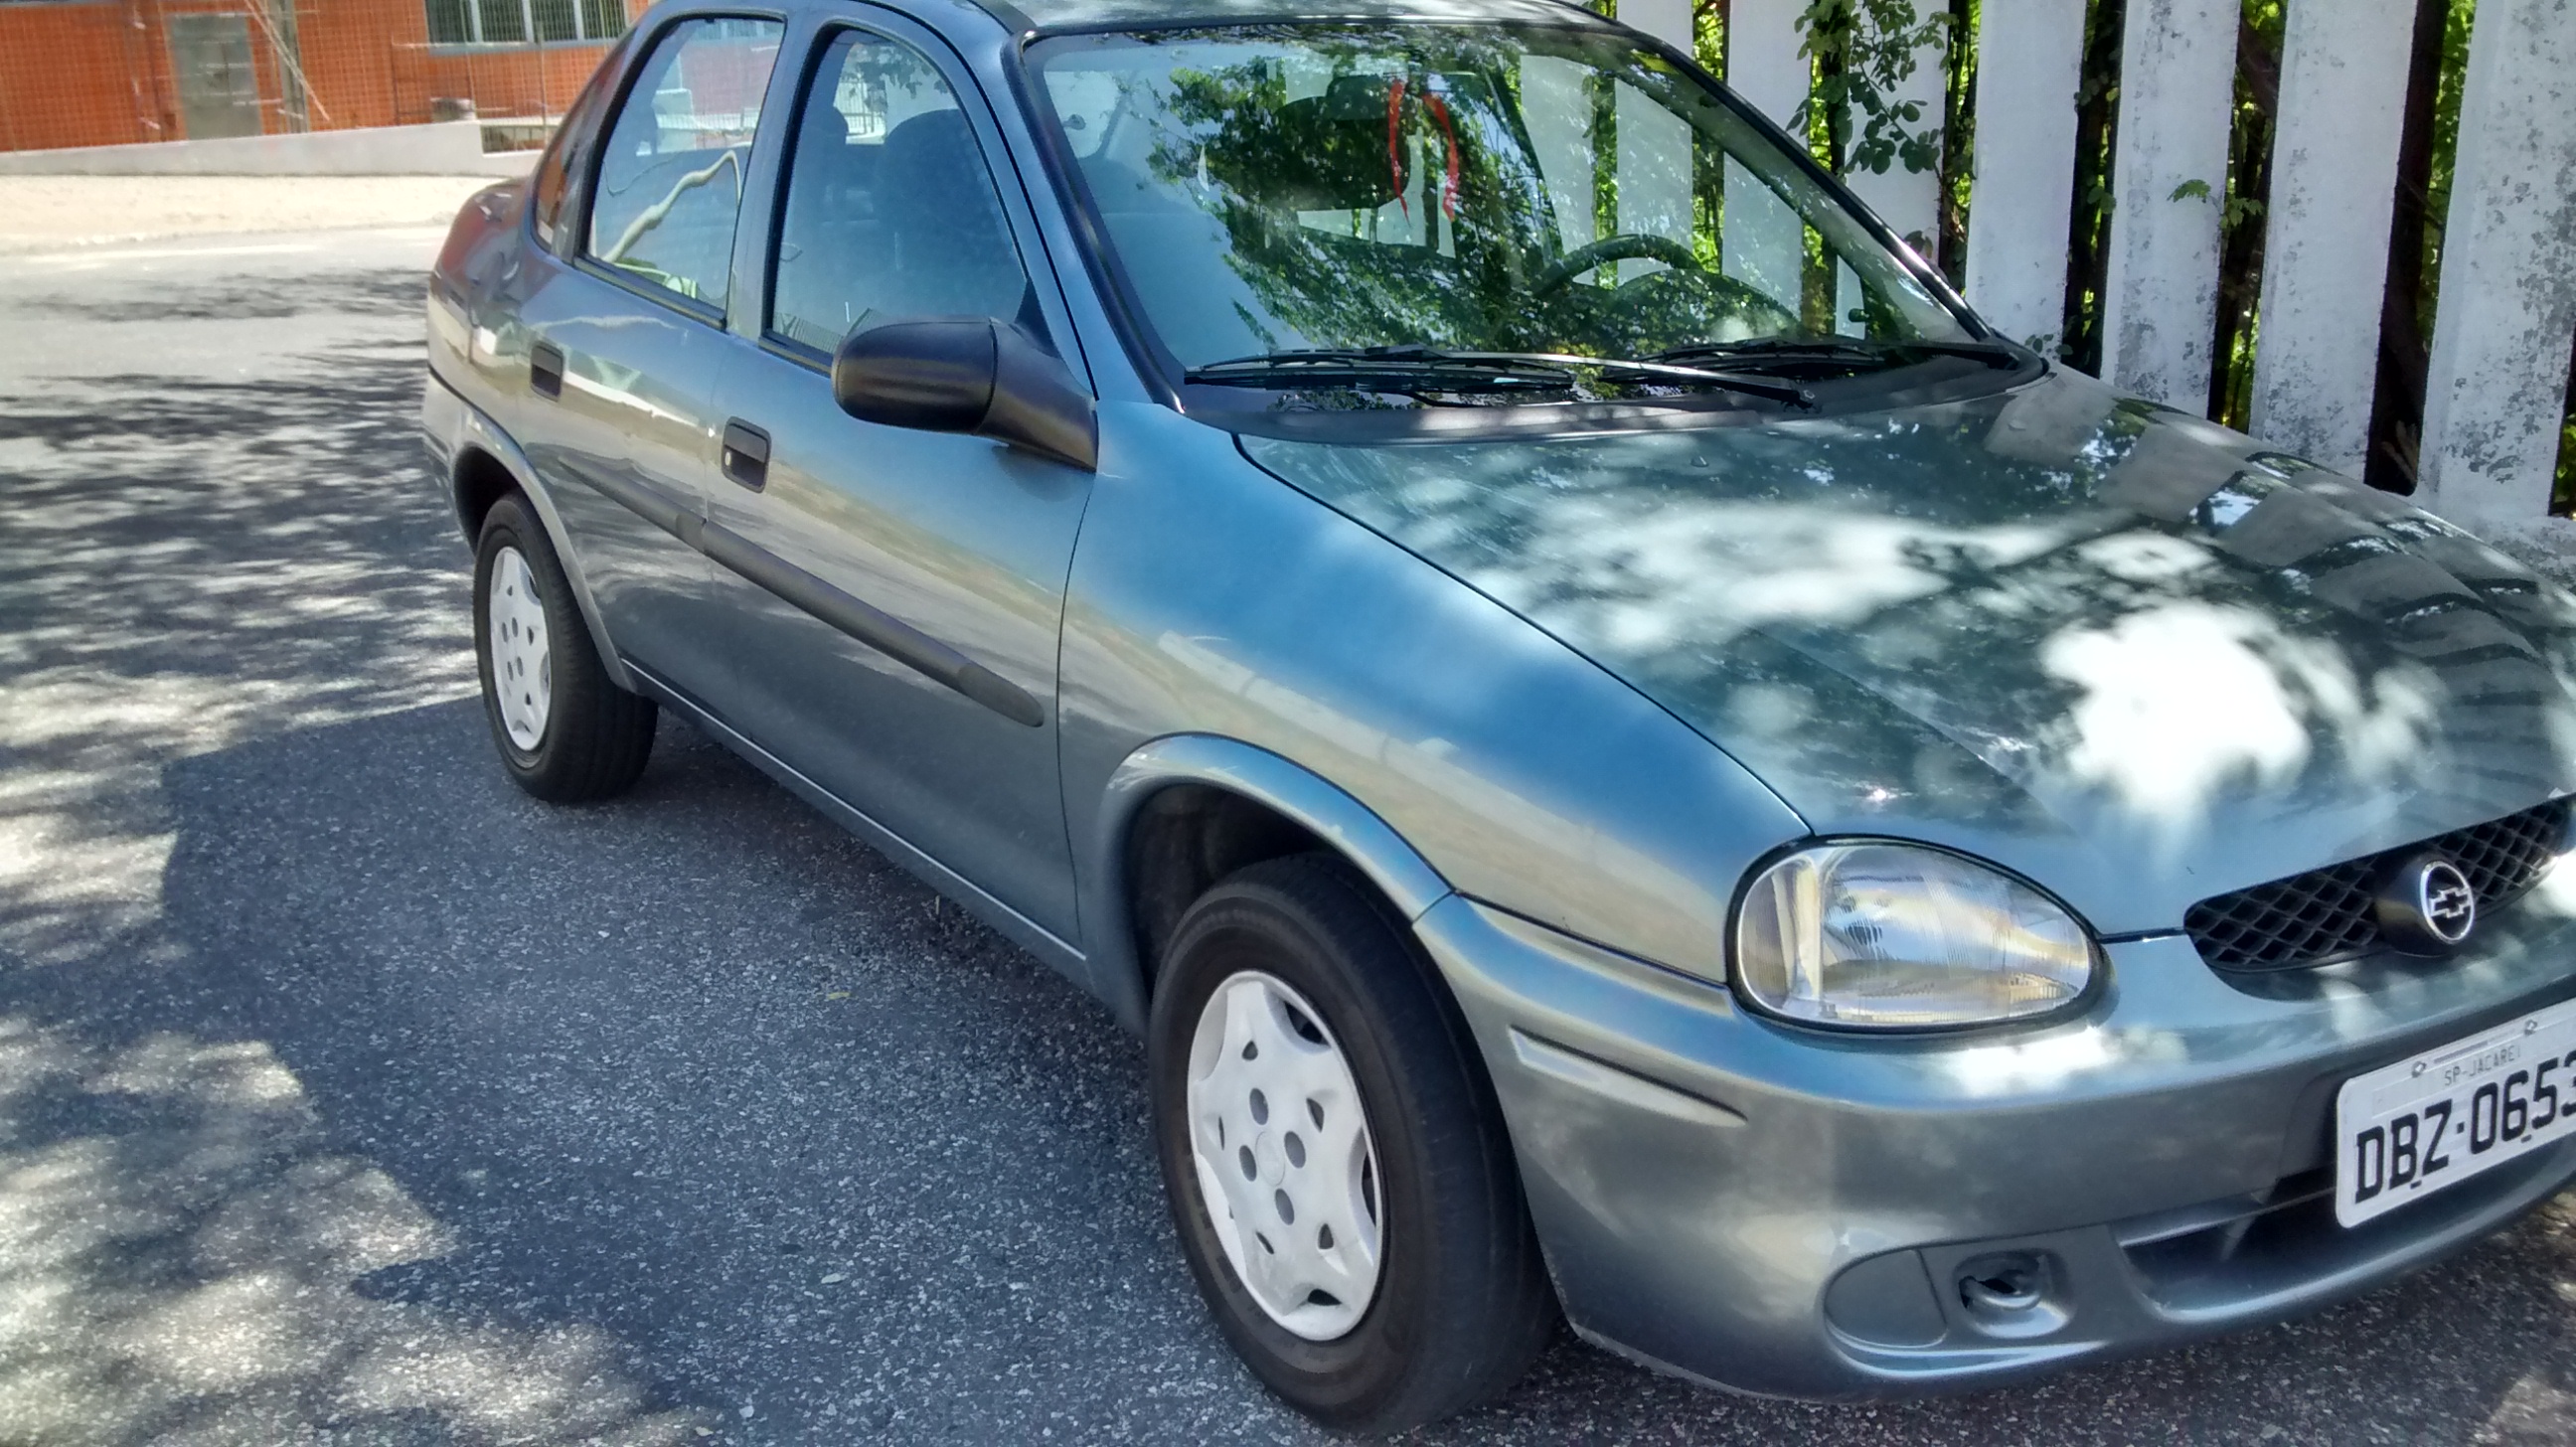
{"left": 1057, "top": 402, "right": 1813, "bottom": 1029}
{"left": 1085, "top": 733, "right": 1457, "bottom": 1030}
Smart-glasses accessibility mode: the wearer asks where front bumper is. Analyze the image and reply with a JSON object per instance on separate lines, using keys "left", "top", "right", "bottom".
{"left": 1418, "top": 871, "right": 2576, "bottom": 1399}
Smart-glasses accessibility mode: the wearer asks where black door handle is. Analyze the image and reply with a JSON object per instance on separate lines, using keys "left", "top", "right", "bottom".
{"left": 721, "top": 419, "right": 770, "bottom": 490}
{"left": 530, "top": 340, "right": 564, "bottom": 399}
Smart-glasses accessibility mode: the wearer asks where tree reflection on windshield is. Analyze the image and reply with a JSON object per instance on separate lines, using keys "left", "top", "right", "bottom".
{"left": 1035, "top": 23, "right": 1969, "bottom": 379}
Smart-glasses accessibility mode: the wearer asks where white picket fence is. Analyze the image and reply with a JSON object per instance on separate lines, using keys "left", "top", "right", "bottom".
{"left": 1621, "top": 0, "right": 2576, "bottom": 534}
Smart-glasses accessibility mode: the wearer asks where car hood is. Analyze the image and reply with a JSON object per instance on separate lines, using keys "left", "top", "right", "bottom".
{"left": 1236, "top": 368, "right": 2576, "bottom": 934}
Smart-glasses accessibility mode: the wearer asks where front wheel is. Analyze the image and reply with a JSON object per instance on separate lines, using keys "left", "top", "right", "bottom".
{"left": 1148, "top": 856, "right": 1555, "bottom": 1433}
{"left": 473, "top": 494, "right": 656, "bottom": 802}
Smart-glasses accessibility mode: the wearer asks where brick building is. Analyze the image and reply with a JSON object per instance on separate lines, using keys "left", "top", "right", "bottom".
{"left": 0, "top": 0, "right": 645, "bottom": 152}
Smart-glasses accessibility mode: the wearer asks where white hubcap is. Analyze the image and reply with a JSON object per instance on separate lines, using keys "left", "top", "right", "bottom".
{"left": 488, "top": 547, "right": 553, "bottom": 752}
{"left": 1186, "top": 971, "right": 1383, "bottom": 1341}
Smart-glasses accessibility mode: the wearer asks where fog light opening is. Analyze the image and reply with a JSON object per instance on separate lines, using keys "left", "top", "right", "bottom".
{"left": 1961, "top": 1264, "right": 2040, "bottom": 1313}
{"left": 1953, "top": 1251, "right": 2068, "bottom": 1339}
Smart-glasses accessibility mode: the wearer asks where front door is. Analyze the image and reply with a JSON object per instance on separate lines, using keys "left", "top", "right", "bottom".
{"left": 517, "top": 15, "right": 784, "bottom": 707}
{"left": 705, "top": 22, "right": 1093, "bottom": 939}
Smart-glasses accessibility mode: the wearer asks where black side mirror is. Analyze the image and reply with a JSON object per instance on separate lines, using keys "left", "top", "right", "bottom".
{"left": 831, "top": 317, "right": 1098, "bottom": 471}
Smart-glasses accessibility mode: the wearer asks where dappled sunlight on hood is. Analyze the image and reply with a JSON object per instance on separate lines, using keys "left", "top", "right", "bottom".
{"left": 1518, "top": 495, "right": 2082, "bottom": 660}
{"left": 2038, "top": 601, "right": 2442, "bottom": 835}
{"left": 1243, "top": 366, "right": 2576, "bottom": 928}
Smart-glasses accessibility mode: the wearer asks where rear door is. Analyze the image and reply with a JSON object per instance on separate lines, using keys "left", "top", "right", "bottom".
{"left": 702, "top": 18, "right": 1095, "bottom": 940}
{"left": 515, "top": 14, "right": 785, "bottom": 705}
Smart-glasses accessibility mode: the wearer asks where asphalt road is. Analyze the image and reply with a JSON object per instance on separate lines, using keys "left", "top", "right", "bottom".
{"left": 5, "top": 229, "right": 2576, "bottom": 1447}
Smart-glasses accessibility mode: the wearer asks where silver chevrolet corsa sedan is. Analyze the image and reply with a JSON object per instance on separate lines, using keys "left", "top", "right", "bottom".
{"left": 421, "top": 0, "right": 2576, "bottom": 1429}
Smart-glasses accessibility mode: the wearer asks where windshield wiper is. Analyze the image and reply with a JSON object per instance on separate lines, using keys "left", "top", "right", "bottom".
{"left": 1184, "top": 347, "right": 1575, "bottom": 394}
{"left": 1186, "top": 345, "right": 1815, "bottom": 406}
{"left": 1649, "top": 336, "right": 2023, "bottom": 373}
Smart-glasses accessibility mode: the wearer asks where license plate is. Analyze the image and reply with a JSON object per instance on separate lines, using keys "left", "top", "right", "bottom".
{"left": 2335, "top": 999, "right": 2576, "bottom": 1226}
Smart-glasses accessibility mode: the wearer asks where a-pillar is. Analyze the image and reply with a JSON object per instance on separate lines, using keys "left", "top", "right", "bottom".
{"left": 2246, "top": 0, "right": 2413, "bottom": 475}
{"left": 2103, "top": 0, "right": 2239, "bottom": 405}
{"left": 2417, "top": 0, "right": 2576, "bottom": 529}
{"left": 1963, "top": 0, "right": 2087, "bottom": 353}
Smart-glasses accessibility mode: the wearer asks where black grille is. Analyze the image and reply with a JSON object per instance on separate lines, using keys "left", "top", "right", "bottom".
{"left": 2183, "top": 799, "right": 2569, "bottom": 971}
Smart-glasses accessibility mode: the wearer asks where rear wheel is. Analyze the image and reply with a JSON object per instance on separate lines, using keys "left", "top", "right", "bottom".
{"left": 1148, "top": 855, "right": 1554, "bottom": 1433}
{"left": 473, "top": 495, "right": 656, "bottom": 801}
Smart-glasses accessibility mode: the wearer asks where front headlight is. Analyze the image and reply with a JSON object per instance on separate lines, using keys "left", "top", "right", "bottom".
{"left": 1733, "top": 843, "right": 2096, "bottom": 1030}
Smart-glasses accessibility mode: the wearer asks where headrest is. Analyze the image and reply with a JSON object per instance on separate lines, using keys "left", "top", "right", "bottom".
{"left": 1209, "top": 75, "right": 1407, "bottom": 213}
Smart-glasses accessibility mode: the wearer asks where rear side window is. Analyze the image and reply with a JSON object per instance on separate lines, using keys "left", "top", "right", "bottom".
{"left": 585, "top": 17, "right": 785, "bottom": 314}
{"left": 768, "top": 28, "right": 1031, "bottom": 354}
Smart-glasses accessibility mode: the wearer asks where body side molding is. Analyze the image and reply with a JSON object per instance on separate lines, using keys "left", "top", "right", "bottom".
{"left": 555, "top": 432, "right": 1046, "bottom": 728}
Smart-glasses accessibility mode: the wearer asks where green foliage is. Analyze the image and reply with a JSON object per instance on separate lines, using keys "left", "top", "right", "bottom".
{"left": 1793, "top": 0, "right": 1953, "bottom": 177}
{"left": 2559, "top": 327, "right": 2576, "bottom": 514}
{"left": 1938, "top": 0, "right": 1977, "bottom": 282}
{"left": 2163, "top": 178, "right": 2262, "bottom": 229}
{"left": 2418, "top": 0, "right": 2478, "bottom": 341}
{"left": 1691, "top": 0, "right": 1725, "bottom": 78}
{"left": 2204, "top": 0, "right": 2282, "bottom": 429}
{"left": 2558, "top": 393, "right": 2576, "bottom": 515}
{"left": 2057, "top": 0, "right": 2125, "bottom": 373}
{"left": 1591, "top": 67, "right": 1620, "bottom": 280}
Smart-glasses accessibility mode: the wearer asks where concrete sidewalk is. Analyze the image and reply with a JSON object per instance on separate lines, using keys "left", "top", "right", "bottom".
{"left": 0, "top": 176, "right": 503, "bottom": 254}
{"left": 0, "top": 120, "right": 535, "bottom": 180}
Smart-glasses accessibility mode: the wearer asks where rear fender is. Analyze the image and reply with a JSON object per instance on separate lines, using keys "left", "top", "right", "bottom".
{"left": 422, "top": 371, "right": 633, "bottom": 692}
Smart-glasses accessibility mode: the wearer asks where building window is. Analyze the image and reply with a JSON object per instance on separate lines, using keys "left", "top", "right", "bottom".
{"left": 426, "top": 0, "right": 624, "bottom": 46}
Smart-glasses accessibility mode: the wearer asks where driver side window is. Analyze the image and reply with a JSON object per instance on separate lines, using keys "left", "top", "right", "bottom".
{"left": 769, "top": 29, "right": 1033, "bottom": 356}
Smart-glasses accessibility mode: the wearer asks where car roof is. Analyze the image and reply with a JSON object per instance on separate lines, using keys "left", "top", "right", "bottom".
{"left": 977, "top": 0, "right": 1616, "bottom": 39}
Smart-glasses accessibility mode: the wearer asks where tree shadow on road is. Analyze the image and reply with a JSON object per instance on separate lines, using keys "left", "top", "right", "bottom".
{"left": 0, "top": 336, "right": 471, "bottom": 970}
{"left": 1, "top": 688, "right": 2569, "bottom": 1445}
{"left": 8, "top": 266, "right": 426, "bottom": 326}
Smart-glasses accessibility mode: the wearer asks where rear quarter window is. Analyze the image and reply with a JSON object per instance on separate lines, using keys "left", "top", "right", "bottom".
{"left": 531, "top": 59, "right": 621, "bottom": 249}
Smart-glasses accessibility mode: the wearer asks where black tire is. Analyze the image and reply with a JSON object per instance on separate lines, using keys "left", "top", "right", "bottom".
{"left": 1148, "top": 854, "right": 1555, "bottom": 1433}
{"left": 473, "top": 494, "right": 656, "bottom": 802}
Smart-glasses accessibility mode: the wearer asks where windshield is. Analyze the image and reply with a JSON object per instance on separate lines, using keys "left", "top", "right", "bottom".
{"left": 1032, "top": 23, "right": 1976, "bottom": 385}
